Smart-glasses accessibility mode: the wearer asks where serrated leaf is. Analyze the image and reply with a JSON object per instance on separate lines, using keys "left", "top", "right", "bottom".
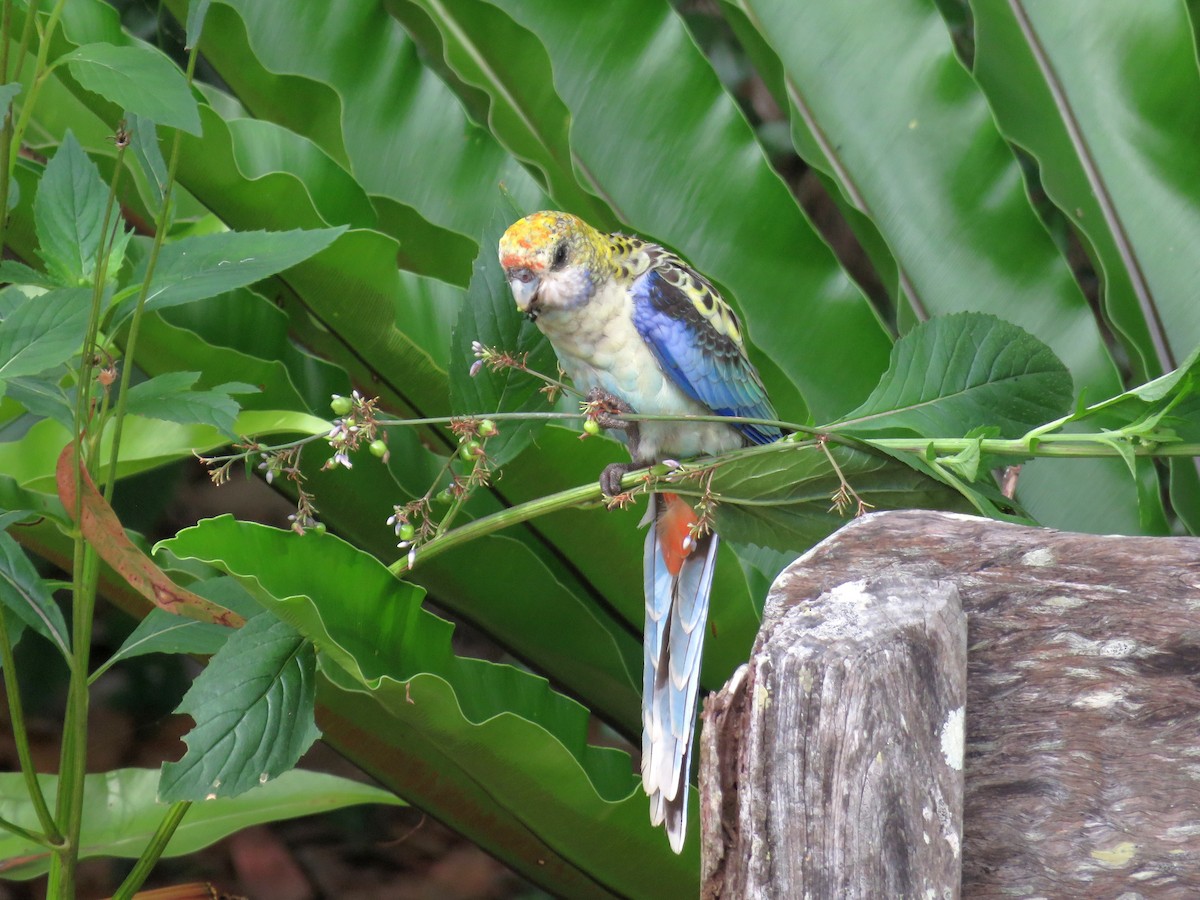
{"left": 450, "top": 196, "right": 558, "bottom": 465}
{"left": 0, "top": 531, "right": 70, "bottom": 660}
{"left": 831, "top": 313, "right": 1073, "bottom": 439}
{"left": 4, "top": 371, "right": 76, "bottom": 430}
{"left": 159, "top": 613, "right": 320, "bottom": 802}
{"left": 0, "top": 261, "right": 58, "bottom": 289}
{"left": 123, "top": 371, "right": 259, "bottom": 434}
{"left": 32, "top": 132, "right": 112, "bottom": 285}
{"left": 59, "top": 43, "right": 201, "bottom": 135}
{"left": 0, "top": 288, "right": 91, "bottom": 386}
{"left": 113, "top": 227, "right": 346, "bottom": 320}
{"left": 0, "top": 768, "right": 403, "bottom": 880}
{"left": 93, "top": 577, "right": 262, "bottom": 681}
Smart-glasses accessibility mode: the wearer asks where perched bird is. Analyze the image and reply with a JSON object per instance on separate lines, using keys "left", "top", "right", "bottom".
{"left": 498, "top": 211, "right": 779, "bottom": 853}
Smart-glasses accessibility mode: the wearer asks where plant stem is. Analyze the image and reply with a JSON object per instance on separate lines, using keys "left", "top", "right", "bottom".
{"left": 0, "top": 612, "right": 61, "bottom": 843}
{"left": 0, "top": 813, "right": 53, "bottom": 847}
{"left": 8, "top": 0, "right": 66, "bottom": 174}
{"left": 395, "top": 477, "right": 621, "bottom": 574}
{"left": 111, "top": 801, "right": 191, "bottom": 899}
{"left": 0, "top": 0, "right": 13, "bottom": 255}
{"left": 46, "top": 129, "right": 129, "bottom": 899}
{"left": 102, "top": 47, "right": 197, "bottom": 499}
{"left": 865, "top": 436, "right": 1200, "bottom": 458}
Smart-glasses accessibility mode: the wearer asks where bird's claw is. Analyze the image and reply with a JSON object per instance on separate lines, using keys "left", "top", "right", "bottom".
{"left": 600, "top": 462, "right": 639, "bottom": 498}
{"left": 585, "top": 387, "right": 641, "bottom": 459}
{"left": 585, "top": 387, "right": 634, "bottom": 431}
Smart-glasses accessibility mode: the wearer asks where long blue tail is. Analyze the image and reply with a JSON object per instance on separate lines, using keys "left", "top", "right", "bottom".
{"left": 641, "top": 492, "right": 717, "bottom": 853}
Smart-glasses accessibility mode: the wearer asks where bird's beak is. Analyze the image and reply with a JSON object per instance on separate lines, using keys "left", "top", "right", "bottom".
{"left": 506, "top": 267, "right": 540, "bottom": 313}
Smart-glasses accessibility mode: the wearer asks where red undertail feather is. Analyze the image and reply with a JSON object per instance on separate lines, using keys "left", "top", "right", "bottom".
{"left": 657, "top": 492, "right": 698, "bottom": 576}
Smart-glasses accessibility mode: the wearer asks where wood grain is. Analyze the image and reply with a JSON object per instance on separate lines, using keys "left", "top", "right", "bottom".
{"left": 702, "top": 510, "right": 1200, "bottom": 898}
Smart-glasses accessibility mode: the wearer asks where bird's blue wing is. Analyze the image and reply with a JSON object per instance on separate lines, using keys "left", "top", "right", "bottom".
{"left": 631, "top": 265, "right": 779, "bottom": 445}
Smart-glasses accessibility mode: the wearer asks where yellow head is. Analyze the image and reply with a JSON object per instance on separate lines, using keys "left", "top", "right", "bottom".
{"left": 498, "top": 211, "right": 610, "bottom": 319}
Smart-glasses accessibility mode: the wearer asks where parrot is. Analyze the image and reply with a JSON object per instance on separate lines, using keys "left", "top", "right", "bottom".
{"left": 498, "top": 211, "right": 779, "bottom": 853}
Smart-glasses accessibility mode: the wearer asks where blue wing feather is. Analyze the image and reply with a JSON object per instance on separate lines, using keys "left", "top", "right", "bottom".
{"left": 631, "top": 268, "right": 780, "bottom": 445}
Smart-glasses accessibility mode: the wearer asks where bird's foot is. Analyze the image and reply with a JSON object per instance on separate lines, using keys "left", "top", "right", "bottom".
{"left": 585, "top": 387, "right": 635, "bottom": 431}
{"left": 599, "top": 461, "right": 640, "bottom": 498}
{"left": 584, "top": 387, "right": 641, "bottom": 464}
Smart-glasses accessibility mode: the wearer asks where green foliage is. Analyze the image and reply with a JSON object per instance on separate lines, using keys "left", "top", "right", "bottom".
{"left": 834, "top": 313, "right": 1074, "bottom": 438}
{"left": 0, "top": 768, "right": 405, "bottom": 879}
{"left": 59, "top": 43, "right": 201, "bottom": 134}
{"left": 0, "top": 531, "right": 70, "bottom": 659}
{"left": 33, "top": 132, "right": 127, "bottom": 285}
{"left": 159, "top": 612, "right": 321, "bottom": 801}
{"left": 1, "top": 0, "right": 1198, "bottom": 895}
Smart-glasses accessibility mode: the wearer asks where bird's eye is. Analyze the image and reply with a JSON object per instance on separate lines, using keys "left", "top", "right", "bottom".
{"left": 551, "top": 242, "right": 568, "bottom": 270}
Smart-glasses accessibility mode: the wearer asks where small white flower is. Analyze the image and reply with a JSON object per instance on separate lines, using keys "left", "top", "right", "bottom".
{"left": 407, "top": 546, "right": 417, "bottom": 570}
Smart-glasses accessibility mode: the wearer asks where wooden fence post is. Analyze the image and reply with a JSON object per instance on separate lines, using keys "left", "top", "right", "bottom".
{"left": 700, "top": 574, "right": 966, "bottom": 898}
{"left": 701, "top": 510, "right": 1200, "bottom": 897}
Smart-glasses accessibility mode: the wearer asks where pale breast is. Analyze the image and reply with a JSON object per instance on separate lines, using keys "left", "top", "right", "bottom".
{"left": 535, "top": 281, "right": 744, "bottom": 463}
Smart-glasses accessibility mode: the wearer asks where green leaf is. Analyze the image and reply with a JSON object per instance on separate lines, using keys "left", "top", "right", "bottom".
{"left": 831, "top": 313, "right": 1073, "bottom": 438}
{"left": 0, "top": 260, "right": 62, "bottom": 288}
{"left": 0, "top": 409, "right": 330, "bottom": 493}
{"left": 450, "top": 196, "right": 558, "bottom": 465}
{"left": 735, "top": 0, "right": 1119, "bottom": 393}
{"left": 387, "top": 0, "right": 618, "bottom": 229}
{"left": 159, "top": 516, "right": 700, "bottom": 895}
{"left": 126, "top": 113, "right": 168, "bottom": 211}
{"left": 114, "top": 226, "right": 346, "bottom": 318}
{"left": 32, "top": 132, "right": 113, "bottom": 285}
{"left": 182, "top": 0, "right": 544, "bottom": 283}
{"left": 159, "top": 612, "right": 321, "bottom": 802}
{"left": 123, "top": 371, "right": 259, "bottom": 434}
{"left": 0, "top": 288, "right": 91, "bottom": 386}
{"left": 972, "top": 2, "right": 1200, "bottom": 382}
{"left": 186, "top": 0, "right": 214, "bottom": 48}
{"left": 59, "top": 43, "right": 201, "bottom": 135}
{"left": 0, "top": 768, "right": 404, "bottom": 880}
{"left": 92, "top": 576, "right": 262, "bottom": 681}
{"left": 1077, "top": 344, "right": 1200, "bottom": 420}
{"left": 4, "top": 371, "right": 75, "bottom": 430}
{"left": 0, "top": 82, "right": 20, "bottom": 114}
{"left": 0, "top": 530, "right": 70, "bottom": 660}
{"left": 711, "top": 442, "right": 969, "bottom": 555}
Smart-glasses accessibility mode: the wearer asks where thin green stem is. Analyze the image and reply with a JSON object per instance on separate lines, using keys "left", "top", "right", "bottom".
{"left": 0, "top": 813, "right": 54, "bottom": 847}
{"left": 11, "top": 0, "right": 39, "bottom": 88}
{"left": 0, "top": 0, "right": 14, "bottom": 254}
{"left": 47, "top": 131, "right": 129, "bottom": 900}
{"left": 395, "top": 477, "right": 614, "bottom": 574}
{"left": 394, "top": 429, "right": 1200, "bottom": 574}
{"left": 110, "top": 801, "right": 191, "bottom": 899}
{"left": 1, "top": 0, "right": 11, "bottom": 85}
{"left": 866, "top": 437, "right": 1200, "bottom": 458}
{"left": 8, "top": 0, "right": 65, "bottom": 174}
{"left": 0, "top": 612, "right": 61, "bottom": 842}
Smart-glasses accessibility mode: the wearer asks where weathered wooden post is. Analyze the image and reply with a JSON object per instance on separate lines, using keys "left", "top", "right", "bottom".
{"left": 701, "top": 510, "right": 1200, "bottom": 897}
{"left": 700, "top": 574, "right": 967, "bottom": 898}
